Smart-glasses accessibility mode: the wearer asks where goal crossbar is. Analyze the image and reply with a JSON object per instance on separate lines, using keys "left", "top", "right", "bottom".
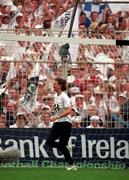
{"left": 0, "top": 33, "right": 116, "bottom": 46}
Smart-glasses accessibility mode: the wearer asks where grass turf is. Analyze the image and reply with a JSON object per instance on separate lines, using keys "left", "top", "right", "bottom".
{"left": 0, "top": 168, "right": 129, "bottom": 180}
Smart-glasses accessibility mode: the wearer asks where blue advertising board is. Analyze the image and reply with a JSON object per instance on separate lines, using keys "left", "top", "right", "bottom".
{"left": 0, "top": 128, "right": 129, "bottom": 168}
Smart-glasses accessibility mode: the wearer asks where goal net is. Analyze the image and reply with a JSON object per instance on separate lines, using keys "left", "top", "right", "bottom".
{"left": 0, "top": 0, "right": 129, "bottom": 169}
{"left": 0, "top": 29, "right": 129, "bottom": 168}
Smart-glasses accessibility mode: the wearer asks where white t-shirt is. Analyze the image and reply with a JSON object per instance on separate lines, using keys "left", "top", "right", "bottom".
{"left": 87, "top": 125, "right": 103, "bottom": 128}
{"left": 54, "top": 91, "right": 71, "bottom": 123}
{"left": 9, "top": 124, "right": 29, "bottom": 128}
{"left": 38, "top": 122, "right": 53, "bottom": 128}
{"left": 71, "top": 116, "right": 81, "bottom": 123}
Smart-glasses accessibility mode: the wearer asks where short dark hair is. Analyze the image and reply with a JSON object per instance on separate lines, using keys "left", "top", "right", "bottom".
{"left": 43, "top": 19, "right": 52, "bottom": 29}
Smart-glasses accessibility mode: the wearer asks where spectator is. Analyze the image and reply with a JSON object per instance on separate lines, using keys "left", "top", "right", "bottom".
{"left": 9, "top": 89, "right": 20, "bottom": 105}
{"left": 81, "top": 104, "right": 98, "bottom": 127}
{"left": 0, "top": 111, "right": 6, "bottom": 128}
{"left": 105, "top": 14, "right": 115, "bottom": 32}
{"left": 0, "top": 122, "right": 6, "bottom": 128}
{"left": 83, "top": 90, "right": 95, "bottom": 108}
{"left": 105, "top": 84, "right": 120, "bottom": 128}
{"left": 6, "top": 102, "right": 17, "bottom": 127}
{"left": 93, "top": 90, "right": 107, "bottom": 127}
{"left": 0, "top": 14, "right": 10, "bottom": 29}
{"left": 74, "top": 94, "right": 87, "bottom": 127}
{"left": 79, "top": 23, "right": 87, "bottom": 38}
{"left": 0, "top": 61, "right": 10, "bottom": 85}
{"left": 90, "top": 11, "right": 99, "bottom": 23}
{"left": 67, "top": 64, "right": 79, "bottom": 84}
{"left": 87, "top": 115, "right": 103, "bottom": 128}
{"left": 38, "top": 111, "right": 53, "bottom": 128}
{"left": 118, "top": 17, "right": 128, "bottom": 31}
{"left": 89, "top": 11, "right": 99, "bottom": 32}
{"left": 27, "top": 112, "right": 40, "bottom": 128}
{"left": 14, "top": 13, "right": 23, "bottom": 28}
{"left": 114, "top": 92, "right": 127, "bottom": 128}
{"left": 71, "top": 107, "right": 81, "bottom": 128}
{"left": 79, "top": 11, "right": 90, "bottom": 31}
{"left": 68, "top": 86, "right": 80, "bottom": 106}
{"left": 55, "top": 5, "right": 65, "bottom": 17}
{"left": 88, "top": 67, "right": 101, "bottom": 87}
{"left": 0, "top": 92, "right": 9, "bottom": 114}
{"left": 42, "top": 94, "right": 54, "bottom": 111}
{"left": 120, "top": 93, "right": 129, "bottom": 127}
{"left": 9, "top": 112, "right": 29, "bottom": 128}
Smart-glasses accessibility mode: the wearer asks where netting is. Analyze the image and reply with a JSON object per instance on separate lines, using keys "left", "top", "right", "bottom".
{"left": 0, "top": 28, "right": 129, "bottom": 127}
{"left": 0, "top": 0, "right": 129, "bottom": 168}
{"left": 0, "top": 30, "right": 129, "bottom": 167}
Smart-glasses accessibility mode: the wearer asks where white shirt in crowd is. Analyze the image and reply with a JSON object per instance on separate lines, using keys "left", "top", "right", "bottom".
{"left": 9, "top": 124, "right": 29, "bottom": 128}
{"left": 37, "top": 122, "right": 53, "bottom": 128}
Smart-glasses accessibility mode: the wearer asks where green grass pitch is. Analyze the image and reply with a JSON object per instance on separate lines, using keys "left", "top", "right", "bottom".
{"left": 0, "top": 168, "right": 129, "bottom": 180}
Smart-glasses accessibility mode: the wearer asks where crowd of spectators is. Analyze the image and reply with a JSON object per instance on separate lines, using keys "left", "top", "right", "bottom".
{"left": 0, "top": 0, "right": 129, "bottom": 129}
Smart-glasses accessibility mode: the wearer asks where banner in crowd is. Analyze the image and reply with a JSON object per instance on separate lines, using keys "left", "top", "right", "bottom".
{"left": 82, "top": 2, "right": 106, "bottom": 21}
{"left": 52, "top": 8, "right": 74, "bottom": 29}
{"left": 82, "top": 1, "right": 129, "bottom": 20}
{"left": 0, "top": 128, "right": 129, "bottom": 168}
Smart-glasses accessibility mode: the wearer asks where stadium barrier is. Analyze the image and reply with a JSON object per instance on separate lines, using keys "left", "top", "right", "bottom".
{"left": 0, "top": 128, "right": 129, "bottom": 169}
